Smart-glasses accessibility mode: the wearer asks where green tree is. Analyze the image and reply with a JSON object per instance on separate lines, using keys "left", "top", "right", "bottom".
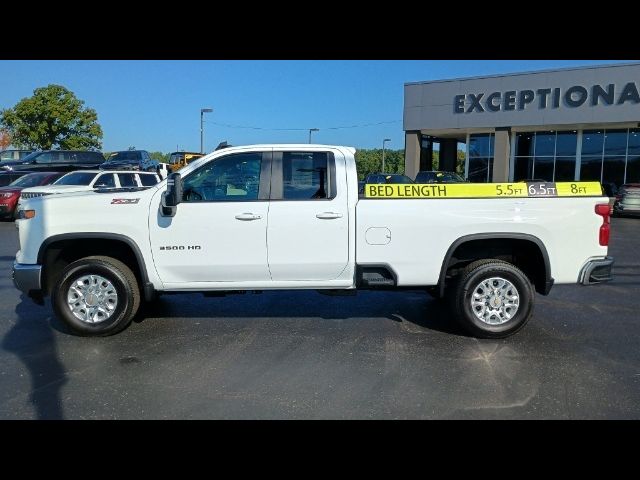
{"left": 0, "top": 84, "right": 103, "bottom": 150}
{"left": 456, "top": 149, "right": 466, "bottom": 174}
{"left": 149, "top": 151, "right": 170, "bottom": 163}
{"left": 354, "top": 148, "right": 406, "bottom": 180}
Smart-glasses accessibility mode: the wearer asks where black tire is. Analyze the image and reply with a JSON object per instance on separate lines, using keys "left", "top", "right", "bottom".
{"left": 450, "top": 259, "right": 534, "bottom": 339}
{"left": 51, "top": 256, "right": 141, "bottom": 336}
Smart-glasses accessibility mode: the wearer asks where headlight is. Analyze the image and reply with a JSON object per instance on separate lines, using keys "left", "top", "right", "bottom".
{"left": 16, "top": 209, "right": 36, "bottom": 220}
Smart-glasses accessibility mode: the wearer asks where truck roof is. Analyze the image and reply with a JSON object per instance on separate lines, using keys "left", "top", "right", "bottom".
{"left": 205, "top": 144, "right": 356, "bottom": 154}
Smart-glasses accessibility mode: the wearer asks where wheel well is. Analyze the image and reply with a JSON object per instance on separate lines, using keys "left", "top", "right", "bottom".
{"left": 41, "top": 238, "right": 144, "bottom": 296}
{"left": 440, "top": 237, "right": 550, "bottom": 295}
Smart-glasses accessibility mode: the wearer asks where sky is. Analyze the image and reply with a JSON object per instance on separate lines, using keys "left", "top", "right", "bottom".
{"left": 0, "top": 60, "right": 632, "bottom": 152}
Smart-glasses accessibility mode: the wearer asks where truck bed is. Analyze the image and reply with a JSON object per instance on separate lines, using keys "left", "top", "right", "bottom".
{"left": 355, "top": 196, "right": 608, "bottom": 286}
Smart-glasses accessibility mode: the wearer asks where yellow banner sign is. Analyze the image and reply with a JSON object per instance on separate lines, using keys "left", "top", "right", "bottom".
{"left": 364, "top": 182, "right": 603, "bottom": 199}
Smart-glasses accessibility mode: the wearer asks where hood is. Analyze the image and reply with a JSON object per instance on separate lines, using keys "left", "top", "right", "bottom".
{"left": 22, "top": 185, "right": 93, "bottom": 195}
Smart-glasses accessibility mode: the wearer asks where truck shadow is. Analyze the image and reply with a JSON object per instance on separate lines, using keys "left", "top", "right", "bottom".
{"left": 136, "top": 289, "right": 465, "bottom": 336}
{"left": 1, "top": 295, "right": 68, "bottom": 419}
{"left": 611, "top": 264, "right": 640, "bottom": 286}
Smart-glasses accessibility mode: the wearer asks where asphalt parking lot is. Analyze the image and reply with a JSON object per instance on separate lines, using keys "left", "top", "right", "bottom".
{"left": 1, "top": 218, "right": 639, "bottom": 419}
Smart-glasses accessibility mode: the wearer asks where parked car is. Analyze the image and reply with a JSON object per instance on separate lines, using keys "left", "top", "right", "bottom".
{"left": 19, "top": 170, "right": 161, "bottom": 202}
{"left": 0, "top": 172, "right": 64, "bottom": 220}
{"left": 364, "top": 173, "right": 414, "bottom": 184}
{"left": 0, "top": 171, "right": 36, "bottom": 187}
{"left": 101, "top": 150, "right": 159, "bottom": 172}
{"left": 613, "top": 184, "right": 640, "bottom": 217}
{"left": 415, "top": 171, "right": 467, "bottom": 183}
{"left": 0, "top": 149, "right": 33, "bottom": 162}
{"left": 0, "top": 150, "right": 105, "bottom": 172}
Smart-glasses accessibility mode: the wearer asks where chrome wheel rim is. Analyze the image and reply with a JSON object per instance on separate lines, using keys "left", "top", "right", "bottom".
{"left": 470, "top": 277, "right": 520, "bottom": 325}
{"left": 67, "top": 274, "right": 118, "bottom": 324}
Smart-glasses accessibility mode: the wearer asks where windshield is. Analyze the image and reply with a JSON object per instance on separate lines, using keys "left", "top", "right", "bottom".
{"left": 106, "top": 151, "right": 141, "bottom": 163}
{"left": 9, "top": 174, "right": 48, "bottom": 188}
{"left": 54, "top": 172, "right": 97, "bottom": 186}
{"left": 169, "top": 153, "right": 182, "bottom": 165}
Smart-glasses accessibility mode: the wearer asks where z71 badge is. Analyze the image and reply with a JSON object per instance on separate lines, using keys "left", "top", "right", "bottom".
{"left": 111, "top": 198, "right": 140, "bottom": 204}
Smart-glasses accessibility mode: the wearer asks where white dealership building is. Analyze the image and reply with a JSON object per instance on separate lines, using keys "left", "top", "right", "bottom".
{"left": 403, "top": 62, "right": 640, "bottom": 189}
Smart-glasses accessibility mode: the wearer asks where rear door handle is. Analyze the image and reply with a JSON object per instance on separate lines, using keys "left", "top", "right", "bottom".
{"left": 235, "top": 213, "right": 262, "bottom": 221}
{"left": 316, "top": 212, "right": 343, "bottom": 219}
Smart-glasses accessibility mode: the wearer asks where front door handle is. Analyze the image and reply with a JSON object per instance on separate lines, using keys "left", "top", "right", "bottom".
{"left": 235, "top": 213, "right": 262, "bottom": 221}
{"left": 316, "top": 212, "right": 343, "bottom": 219}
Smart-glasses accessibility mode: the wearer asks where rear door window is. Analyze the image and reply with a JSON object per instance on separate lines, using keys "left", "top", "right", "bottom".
{"left": 117, "top": 173, "right": 137, "bottom": 187}
{"left": 60, "top": 152, "right": 77, "bottom": 163}
{"left": 94, "top": 174, "right": 116, "bottom": 188}
{"left": 279, "top": 152, "right": 334, "bottom": 200}
{"left": 138, "top": 174, "right": 159, "bottom": 186}
{"left": 35, "top": 152, "right": 55, "bottom": 164}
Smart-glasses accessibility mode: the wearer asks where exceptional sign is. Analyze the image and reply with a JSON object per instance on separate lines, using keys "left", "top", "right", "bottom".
{"left": 364, "top": 182, "right": 603, "bottom": 199}
{"left": 453, "top": 82, "right": 640, "bottom": 114}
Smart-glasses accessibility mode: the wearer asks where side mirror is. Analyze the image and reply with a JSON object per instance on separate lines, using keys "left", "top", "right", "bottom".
{"left": 161, "top": 172, "right": 182, "bottom": 217}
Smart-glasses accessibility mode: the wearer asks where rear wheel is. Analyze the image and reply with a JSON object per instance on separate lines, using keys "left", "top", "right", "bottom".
{"left": 450, "top": 259, "right": 534, "bottom": 338}
{"left": 51, "top": 256, "right": 140, "bottom": 336}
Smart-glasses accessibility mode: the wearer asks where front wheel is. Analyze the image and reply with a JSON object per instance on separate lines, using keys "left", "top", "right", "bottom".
{"left": 51, "top": 256, "right": 141, "bottom": 336}
{"left": 450, "top": 259, "right": 534, "bottom": 339}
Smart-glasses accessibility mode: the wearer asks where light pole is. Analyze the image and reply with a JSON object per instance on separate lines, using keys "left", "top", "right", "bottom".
{"left": 308, "top": 128, "right": 319, "bottom": 144}
{"left": 200, "top": 108, "right": 213, "bottom": 153}
{"left": 382, "top": 138, "right": 391, "bottom": 173}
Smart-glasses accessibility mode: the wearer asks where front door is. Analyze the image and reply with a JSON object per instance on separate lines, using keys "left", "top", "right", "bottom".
{"left": 149, "top": 150, "right": 272, "bottom": 284}
{"left": 267, "top": 150, "right": 349, "bottom": 281}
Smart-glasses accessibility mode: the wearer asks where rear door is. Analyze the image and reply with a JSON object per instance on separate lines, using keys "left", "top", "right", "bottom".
{"left": 266, "top": 149, "right": 349, "bottom": 281}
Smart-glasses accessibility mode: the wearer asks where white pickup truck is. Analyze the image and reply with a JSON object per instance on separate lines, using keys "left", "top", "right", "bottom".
{"left": 12, "top": 144, "right": 614, "bottom": 338}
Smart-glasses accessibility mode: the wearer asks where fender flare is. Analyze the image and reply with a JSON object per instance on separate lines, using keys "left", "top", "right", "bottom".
{"left": 437, "top": 232, "right": 552, "bottom": 297}
{"left": 37, "top": 232, "right": 155, "bottom": 300}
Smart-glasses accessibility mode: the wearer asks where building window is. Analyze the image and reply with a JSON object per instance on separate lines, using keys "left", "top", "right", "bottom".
{"left": 514, "top": 130, "right": 578, "bottom": 182}
{"left": 580, "top": 128, "right": 639, "bottom": 188}
{"left": 627, "top": 129, "right": 640, "bottom": 183}
{"left": 467, "top": 133, "right": 494, "bottom": 182}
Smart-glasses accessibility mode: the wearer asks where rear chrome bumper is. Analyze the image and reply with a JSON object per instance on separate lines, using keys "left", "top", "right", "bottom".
{"left": 579, "top": 256, "right": 614, "bottom": 285}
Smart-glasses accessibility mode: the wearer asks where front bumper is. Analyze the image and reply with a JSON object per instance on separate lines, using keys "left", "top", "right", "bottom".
{"left": 12, "top": 262, "right": 44, "bottom": 303}
{"left": 579, "top": 256, "right": 614, "bottom": 285}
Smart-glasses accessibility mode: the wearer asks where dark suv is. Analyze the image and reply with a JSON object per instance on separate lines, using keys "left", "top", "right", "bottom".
{"left": 101, "top": 150, "right": 159, "bottom": 172}
{"left": 0, "top": 150, "right": 105, "bottom": 172}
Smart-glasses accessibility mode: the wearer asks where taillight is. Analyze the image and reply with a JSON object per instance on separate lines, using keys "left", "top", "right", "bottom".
{"left": 595, "top": 203, "right": 611, "bottom": 246}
